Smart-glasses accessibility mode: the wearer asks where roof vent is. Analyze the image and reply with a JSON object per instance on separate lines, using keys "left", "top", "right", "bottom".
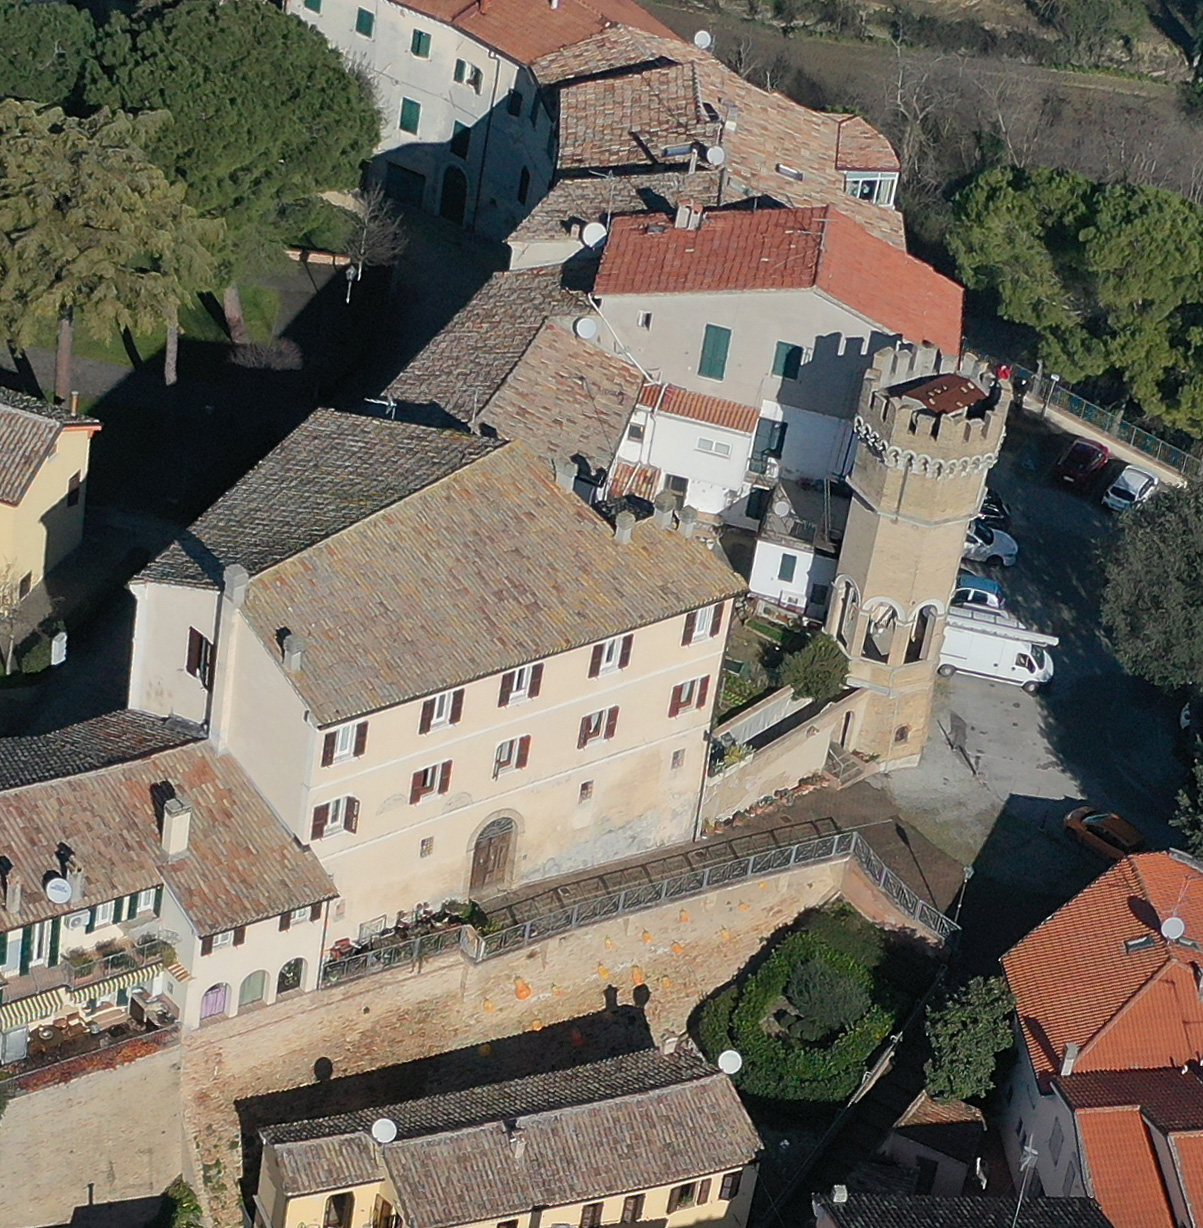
{"left": 776, "top": 164, "right": 804, "bottom": 182}
{"left": 506, "top": 1121, "right": 527, "bottom": 1161}
{"left": 678, "top": 506, "right": 698, "bottom": 539}
{"left": 553, "top": 457, "right": 577, "bottom": 492}
{"left": 1060, "top": 1042, "right": 1081, "bottom": 1077}
{"left": 652, "top": 490, "right": 676, "bottom": 530}
{"left": 831, "top": 1185, "right": 848, "bottom": 1205}
{"left": 1124, "top": 935, "right": 1157, "bottom": 953}
{"left": 282, "top": 634, "right": 306, "bottom": 673}
{"left": 2, "top": 869, "right": 21, "bottom": 915}
{"left": 675, "top": 199, "right": 703, "bottom": 230}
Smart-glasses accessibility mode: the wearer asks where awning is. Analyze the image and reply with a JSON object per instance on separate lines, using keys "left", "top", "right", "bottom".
{"left": 68, "top": 964, "right": 161, "bottom": 1006}
{"left": 0, "top": 988, "right": 69, "bottom": 1032}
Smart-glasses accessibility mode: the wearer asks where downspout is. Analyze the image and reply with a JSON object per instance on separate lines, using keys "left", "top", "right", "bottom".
{"left": 470, "top": 50, "right": 504, "bottom": 233}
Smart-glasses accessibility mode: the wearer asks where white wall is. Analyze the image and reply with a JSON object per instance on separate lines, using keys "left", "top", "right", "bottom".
{"left": 761, "top": 400, "right": 856, "bottom": 481}
{"left": 128, "top": 581, "right": 221, "bottom": 725}
{"left": 749, "top": 542, "right": 835, "bottom": 617}
{"left": 999, "top": 1047, "right": 1087, "bottom": 1201}
{"left": 643, "top": 413, "right": 753, "bottom": 515}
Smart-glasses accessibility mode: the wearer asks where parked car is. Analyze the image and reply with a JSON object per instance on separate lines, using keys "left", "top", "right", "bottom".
{"left": 1101, "top": 464, "right": 1158, "bottom": 512}
{"left": 952, "top": 573, "right": 1005, "bottom": 611}
{"left": 1064, "top": 807, "right": 1146, "bottom": 860}
{"left": 1053, "top": 438, "right": 1109, "bottom": 490}
{"left": 978, "top": 488, "right": 1012, "bottom": 532}
{"left": 939, "top": 606, "right": 1056, "bottom": 693}
{"left": 963, "top": 519, "right": 1019, "bottom": 567}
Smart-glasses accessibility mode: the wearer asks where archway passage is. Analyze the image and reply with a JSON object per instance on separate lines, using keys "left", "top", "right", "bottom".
{"left": 439, "top": 166, "right": 468, "bottom": 225}
{"left": 200, "top": 983, "right": 229, "bottom": 1020}
{"left": 277, "top": 958, "right": 305, "bottom": 996}
{"left": 470, "top": 817, "right": 516, "bottom": 894}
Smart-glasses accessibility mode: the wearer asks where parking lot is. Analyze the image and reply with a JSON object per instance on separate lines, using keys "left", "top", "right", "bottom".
{"left": 877, "top": 408, "right": 1187, "bottom": 964}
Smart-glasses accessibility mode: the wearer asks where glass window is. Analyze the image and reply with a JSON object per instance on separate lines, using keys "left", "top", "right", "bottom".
{"left": 578, "top": 780, "right": 593, "bottom": 803}
{"left": 580, "top": 1205, "right": 602, "bottom": 1228}
{"left": 450, "top": 121, "right": 471, "bottom": 159}
{"left": 429, "top": 689, "right": 455, "bottom": 727}
{"left": 454, "top": 58, "right": 467, "bottom": 83}
{"left": 332, "top": 723, "right": 357, "bottom": 761}
{"left": 290, "top": 906, "right": 311, "bottom": 924}
{"left": 696, "top": 436, "right": 732, "bottom": 457}
{"left": 304, "top": 0, "right": 321, "bottom": 11}
{"left": 411, "top": 28, "right": 431, "bottom": 56}
{"left": 698, "top": 323, "right": 731, "bottom": 380}
{"left": 212, "top": 929, "right": 234, "bottom": 948}
{"left": 325, "top": 796, "right": 349, "bottom": 833}
{"left": 355, "top": 7, "right": 374, "bottom": 36}
{"left": 137, "top": 888, "right": 157, "bottom": 914}
{"left": 598, "top": 637, "right": 623, "bottom": 674}
{"left": 399, "top": 97, "right": 421, "bottom": 135}
{"left": 671, "top": 749, "right": 685, "bottom": 770}
{"left": 627, "top": 423, "right": 645, "bottom": 442}
{"left": 690, "top": 604, "right": 713, "bottom": 642}
{"left": 772, "top": 341, "right": 805, "bottom": 380}
{"left": 420, "top": 837, "right": 434, "bottom": 858}
{"left": 94, "top": 900, "right": 115, "bottom": 927}
{"left": 778, "top": 553, "right": 797, "bottom": 582}
{"left": 517, "top": 167, "right": 531, "bottom": 205}
{"left": 507, "top": 90, "right": 523, "bottom": 117}
{"left": 495, "top": 738, "right": 518, "bottom": 775}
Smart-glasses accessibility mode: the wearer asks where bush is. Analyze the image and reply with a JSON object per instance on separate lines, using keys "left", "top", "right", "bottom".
{"left": 784, "top": 958, "right": 871, "bottom": 1041}
{"left": 925, "top": 976, "right": 1015, "bottom": 1102}
{"left": 778, "top": 632, "right": 848, "bottom": 703}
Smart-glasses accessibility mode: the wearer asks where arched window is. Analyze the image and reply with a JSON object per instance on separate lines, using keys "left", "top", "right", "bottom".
{"left": 238, "top": 970, "right": 267, "bottom": 1009}
{"left": 277, "top": 958, "right": 305, "bottom": 996}
{"left": 906, "top": 604, "right": 939, "bottom": 663}
{"left": 200, "top": 983, "right": 229, "bottom": 1021}
{"left": 862, "top": 603, "right": 898, "bottom": 664}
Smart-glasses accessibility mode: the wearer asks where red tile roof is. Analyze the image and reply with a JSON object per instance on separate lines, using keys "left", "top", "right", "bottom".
{"left": 638, "top": 383, "right": 759, "bottom": 434}
{"left": 595, "top": 205, "right": 963, "bottom": 355}
{"left": 1058, "top": 1069, "right": 1203, "bottom": 1132}
{"left": 1003, "top": 852, "right": 1203, "bottom": 1079}
{"left": 1075, "top": 1106, "right": 1177, "bottom": 1228}
{"left": 608, "top": 459, "right": 661, "bottom": 499}
{"left": 390, "top": 0, "right": 680, "bottom": 67}
{"left": 833, "top": 114, "right": 899, "bottom": 171}
{"left": 1170, "top": 1132, "right": 1203, "bottom": 1225}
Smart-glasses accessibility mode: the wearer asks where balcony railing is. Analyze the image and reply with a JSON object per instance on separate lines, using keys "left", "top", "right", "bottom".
{"left": 61, "top": 933, "right": 177, "bottom": 992}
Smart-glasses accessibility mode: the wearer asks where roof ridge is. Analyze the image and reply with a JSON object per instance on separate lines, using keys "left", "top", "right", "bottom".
{"left": 1079, "top": 959, "right": 1179, "bottom": 1063}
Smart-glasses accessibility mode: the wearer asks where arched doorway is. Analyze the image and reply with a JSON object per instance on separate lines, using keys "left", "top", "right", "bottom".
{"left": 470, "top": 817, "right": 516, "bottom": 894}
{"left": 439, "top": 166, "right": 468, "bottom": 225}
{"left": 238, "top": 970, "right": 267, "bottom": 1009}
{"left": 277, "top": 958, "right": 305, "bottom": 996}
{"left": 200, "top": 983, "right": 229, "bottom": 1021}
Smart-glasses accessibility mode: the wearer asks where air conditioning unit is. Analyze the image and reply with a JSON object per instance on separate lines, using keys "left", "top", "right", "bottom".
{"left": 64, "top": 911, "right": 88, "bottom": 930}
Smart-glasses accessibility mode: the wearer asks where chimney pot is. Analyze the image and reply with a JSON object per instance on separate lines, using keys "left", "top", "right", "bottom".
{"left": 162, "top": 795, "right": 192, "bottom": 858}
{"left": 652, "top": 491, "right": 676, "bottom": 529}
{"left": 678, "top": 506, "right": 698, "bottom": 539}
{"left": 661, "top": 1031, "right": 680, "bottom": 1055}
{"left": 832, "top": 1185, "right": 848, "bottom": 1205}
{"left": 282, "top": 634, "right": 306, "bottom": 672}
{"left": 553, "top": 457, "right": 577, "bottom": 492}
{"left": 1060, "top": 1042, "right": 1081, "bottom": 1077}
{"left": 3, "top": 869, "right": 21, "bottom": 915}
{"left": 614, "top": 511, "right": 636, "bottom": 544}
{"left": 674, "top": 199, "right": 702, "bottom": 230}
{"left": 224, "top": 563, "right": 250, "bottom": 608}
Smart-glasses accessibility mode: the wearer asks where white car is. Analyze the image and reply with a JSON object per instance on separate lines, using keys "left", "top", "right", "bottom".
{"left": 963, "top": 519, "right": 1019, "bottom": 567}
{"left": 1101, "top": 464, "right": 1157, "bottom": 512}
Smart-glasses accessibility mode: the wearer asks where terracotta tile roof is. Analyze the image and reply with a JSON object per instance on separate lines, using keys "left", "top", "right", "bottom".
{"left": 1003, "top": 852, "right": 1203, "bottom": 1079}
{"left": 834, "top": 114, "right": 900, "bottom": 171}
{"left": 638, "top": 383, "right": 759, "bottom": 435}
{"left": 595, "top": 205, "right": 963, "bottom": 355}
{"left": 387, "top": 0, "right": 680, "bottom": 67}
{"left": 607, "top": 459, "right": 661, "bottom": 499}
{"left": 891, "top": 1091, "right": 984, "bottom": 1165}
{"left": 478, "top": 322, "right": 644, "bottom": 468}
{"left": 0, "top": 743, "right": 335, "bottom": 935}
{"left": 387, "top": 268, "right": 588, "bottom": 427}
{"left": 263, "top": 1050, "right": 759, "bottom": 1222}
{"left": 1058, "top": 1069, "right": 1203, "bottom": 1132}
{"left": 240, "top": 433, "right": 744, "bottom": 724}
{"left": 1169, "top": 1132, "right": 1203, "bottom": 1225}
{"left": 820, "top": 1195, "right": 1116, "bottom": 1227}
{"left": 531, "top": 23, "right": 689, "bottom": 83}
{"left": 0, "top": 404, "right": 60, "bottom": 505}
{"left": 1076, "top": 1106, "right": 1176, "bottom": 1228}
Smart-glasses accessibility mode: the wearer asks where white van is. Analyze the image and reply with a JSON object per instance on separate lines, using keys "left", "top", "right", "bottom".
{"left": 937, "top": 606, "right": 1058, "bottom": 694}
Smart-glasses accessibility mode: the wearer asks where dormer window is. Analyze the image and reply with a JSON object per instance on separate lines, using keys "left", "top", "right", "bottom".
{"left": 845, "top": 172, "right": 898, "bottom": 207}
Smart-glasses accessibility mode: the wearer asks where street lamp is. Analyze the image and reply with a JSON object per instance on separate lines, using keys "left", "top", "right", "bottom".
{"left": 953, "top": 864, "right": 974, "bottom": 926}
{"left": 1042, "top": 373, "right": 1060, "bottom": 417}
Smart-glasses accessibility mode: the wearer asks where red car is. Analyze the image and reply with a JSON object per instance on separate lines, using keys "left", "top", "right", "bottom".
{"left": 1064, "top": 808, "right": 1146, "bottom": 861}
{"left": 1053, "top": 438, "right": 1109, "bottom": 489}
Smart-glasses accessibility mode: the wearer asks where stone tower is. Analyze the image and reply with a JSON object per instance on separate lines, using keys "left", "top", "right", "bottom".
{"left": 826, "top": 346, "right": 1007, "bottom": 768}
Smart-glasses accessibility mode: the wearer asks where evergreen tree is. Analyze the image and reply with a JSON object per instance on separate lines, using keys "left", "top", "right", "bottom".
{"left": 924, "top": 976, "right": 1014, "bottom": 1103}
{"left": 1172, "top": 757, "right": 1203, "bottom": 857}
{"left": 0, "top": 1, "right": 95, "bottom": 108}
{"left": 778, "top": 632, "right": 848, "bottom": 704}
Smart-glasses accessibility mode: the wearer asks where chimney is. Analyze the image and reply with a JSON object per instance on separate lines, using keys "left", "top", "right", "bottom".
{"left": 553, "top": 457, "right": 577, "bottom": 491}
{"left": 549, "top": 0, "right": 558, "bottom": 9}
{"left": 162, "top": 795, "right": 192, "bottom": 858}
{"left": 614, "top": 510, "right": 635, "bottom": 544}
{"left": 479, "top": 0, "right": 491, "bottom": 10}
{"left": 67, "top": 862, "right": 86, "bottom": 903}
{"left": 831, "top": 1185, "right": 848, "bottom": 1205}
{"left": 282, "top": 634, "right": 306, "bottom": 672}
{"left": 661, "top": 1031, "right": 680, "bottom": 1055}
{"left": 1060, "top": 1043, "right": 1081, "bottom": 1077}
{"left": 674, "top": 199, "right": 702, "bottom": 230}
{"left": 652, "top": 490, "right": 676, "bottom": 529}
{"left": 507, "top": 1123, "right": 527, "bottom": 1161}
{"left": 678, "top": 506, "right": 698, "bottom": 539}
{"left": 3, "top": 869, "right": 21, "bottom": 915}
{"left": 223, "top": 563, "right": 249, "bottom": 608}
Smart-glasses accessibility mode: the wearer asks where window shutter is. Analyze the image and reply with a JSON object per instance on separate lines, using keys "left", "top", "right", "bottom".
{"left": 345, "top": 796, "right": 360, "bottom": 833}
{"left": 410, "top": 770, "right": 425, "bottom": 804}
{"left": 516, "top": 735, "right": 531, "bottom": 769}
{"left": 127, "top": 892, "right": 139, "bottom": 918}
{"left": 577, "top": 716, "right": 590, "bottom": 749}
{"left": 619, "top": 635, "right": 633, "bottom": 669}
{"left": 437, "top": 761, "right": 452, "bottom": 794}
{"left": 321, "top": 732, "right": 337, "bottom": 767}
{"left": 200, "top": 934, "right": 213, "bottom": 956}
{"left": 153, "top": 885, "right": 163, "bottom": 916}
{"left": 419, "top": 699, "right": 435, "bottom": 734}
{"left": 720, "top": 1173, "right": 741, "bottom": 1201}
{"left": 279, "top": 911, "right": 291, "bottom": 932}
{"left": 604, "top": 707, "right": 619, "bottom": 740}
{"left": 85, "top": 907, "right": 96, "bottom": 934}
{"left": 18, "top": 925, "right": 31, "bottom": 975}
{"left": 233, "top": 926, "right": 246, "bottom": 947}
{"left": 353, "top": 721, "right": 369, "bottom": 757}
{"left": 310, "top": 902, "right": 322, "bottom": 922}
{"left": 696, "top": 675, "right": 710, "bottom": 709}
{"left": 698, "top": 1180, "right": 711, "bottom": 1206}
{"left": 710, "top": 602, "right": 724, "bottom": 637}
{"left": 682, "top": 611, "right": 696, "bottom": 645}
{"left": 450, "top": 689, "right": 464, "bottom": 724}
{"left": 669, "top": 684, "right": 684, "bottom": 718}
{"left": 499, "top": 673, "right": 513, "bottom": 707}
{"left": 588, "top": 645, "right": 604, "bottom": 678}
{"left": 310, "top": 804, "right": 330, "bottom": 841}
{"left": 186, "top": 628, "right": 202, "bottom": 675}
{"left": 112, "top": 896, "right": 125, "bottom": 925}
{"left": 48, "top": 916, "right": 61, "bottom": 967}
{"left": 528, "top": 663, "right": 543, "bottom": 697}
{"left": 667, "top": 1188, "right": 682, "bottom": 1215}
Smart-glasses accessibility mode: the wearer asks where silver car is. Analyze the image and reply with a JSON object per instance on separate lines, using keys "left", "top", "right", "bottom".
{"left": 1101, "top": 464, "right": 1157, "bottom": 512}
{"left": 963, "top": 519, "right": 1019, "bottom": 567}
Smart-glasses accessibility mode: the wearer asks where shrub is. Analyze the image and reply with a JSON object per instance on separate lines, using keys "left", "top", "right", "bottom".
{"left": 784, "top": 958, "right": 871, "bottom": 1041}
{"left": 925, "top": 976, "right": 1015, "bottom": 1102}
{"left": 778, "top": 632, "right": 848, "bottom": 703}
{"left": 229, "top": 339, "right": 303, "bottom": 370}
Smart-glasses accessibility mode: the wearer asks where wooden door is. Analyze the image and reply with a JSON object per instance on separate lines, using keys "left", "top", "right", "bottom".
{"left": 470, "top": 819, "right": 515, "bottom": 893}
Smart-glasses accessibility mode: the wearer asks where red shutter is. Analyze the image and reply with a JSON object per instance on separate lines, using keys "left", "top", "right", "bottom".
{"left": 279, "top": 912, "right": 291, "bottom": 931}
{"left": 200, "top": 934, "right": 213, "bottom": 956}
{"left": 588, "top": 645, "right": 604, "bottom": 678}
{"left": 578, "top": 716, "right": 590, "bottom": 749}
{"left": 682, "top": 612, "right": 697, "bottom": 645}
{"left": 698, "top": 1180, "right": 711, "bottom": 1206}
{"left": 410, "top": 770, "right": 425, "bottom": 804}
{"left": 499, "top": 673, "right": 513, "bottom": 707}
{"left": 187, "top": 627, "right": 202, "bottom": 675}
{"left": 353, "top": 722, "right": 368, "bottom": 757}
{"left": 696, "top": 675, "right": 710, "bottom": 710}
{"left": 202, "top": 642, "right": 215, "bottom": 690}
{"left": 345, "top": 797, "right": 360, "bottom": 833}
{"left": 419, "top": 699, "right": 435, "bottom": 734}
{"left": 604, "top": 707, "right": 619, "bottom": 740}
{"left": 619, "top": 635, "right": 633, "bottom": 669}
{"left": 450, "top": 689, "right": 464, "bottom": 724}
{"left": 516, "top": 735, "right": 530, "bottom": 769}
{"left": 321, "top": 733, "right": 336, "bottom": 767}
{"left": 311, "top": 804, "right": 330, "bottom": 840}
{"left": 233, "top": 926, "right": 246, "bottom": 947}
{"left": 667, "top": 1189, "right": 682, "bottom": 1215}
{"left": 310, "top": 902, "right": 322, "bottom": 922}
{"left": 437, "top": 761, "right": 452, "bottom": 794}
{"left": 669, "top": 684, "right": 683, "bottom": 718}
{"left": 710, "top": 601, "right": 724, "bottom": 637}
{"left": 528, "top": 663, "right": 543, "bottom": 697}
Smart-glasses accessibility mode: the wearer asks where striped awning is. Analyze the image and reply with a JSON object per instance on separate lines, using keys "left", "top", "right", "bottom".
{"left": 0, "top": 987, "right": 69, "bottom": 1032}
{"left": 68, "top": 964, "right": 160, "bottom": 1005}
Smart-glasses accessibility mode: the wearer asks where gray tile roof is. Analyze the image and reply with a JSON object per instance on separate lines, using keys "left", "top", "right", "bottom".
{"left": 240, "top": 437, "right": 744, "bottom": 724}
{"left": 273, "top": 1135, "right": 382, "bottom": 1198}
{"left": 0, "top": 710, "right": 203, "bottom": 791}
{"left": 0, "top": 390, "right": 100, "bottom": 506}
{"left": 138, "top": 411, "right": 502, "bottom": 588}
{"left": 263, "top": 1049, "right": 760, "bottom": 1221}
{"left": 820, "top": 1195, "right": 1116, "bottom": 1228}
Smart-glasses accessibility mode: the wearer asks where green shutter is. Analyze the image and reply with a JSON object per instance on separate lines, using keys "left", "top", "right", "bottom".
{"left": 411, "top": 29, "right": 430, "bottom": 55}
{"left": 0, "top": 930, "right": 7, "bottom": 967}
{"left": 698, "top": 324, "right": 731, "bottom": 381}
{"left": 400, "top": 98, "right": 421, "bottom": 134}
{"left": 128, "top": 892, "right": 140, "bottom": 918}
{"left": 85, "top": 907, "right": 96, "bottom": 934}
{"left": 19, "top": 926, "right": 31, "bottom": 976}
{"left": 113, "top": 897, "right": 124, "bottom": 925}
{"left": 303, "top": 0, "right": 320, "bottom": 10}
{"left": 772, "top": 342, "right": 803, "bottom": 380}
{"left": 153, "top": 885, "right": 163, "bottom": 916}
{"left": 48, "top": 916, "right": 61, "bottom": 967}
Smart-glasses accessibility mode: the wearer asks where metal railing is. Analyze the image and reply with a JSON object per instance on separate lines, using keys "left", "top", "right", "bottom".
{"left": 319, "top": 925, "right": 465, "bottom": 987}
{"left": 64, "top": 935, "right": 177, "bottom": 990}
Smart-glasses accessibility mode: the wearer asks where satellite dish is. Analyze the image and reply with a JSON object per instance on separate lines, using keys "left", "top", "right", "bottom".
{"left": 705, "top": 145, "right": 726, "bottom": 168}
{"left": 717, "top": 1049, "right": 743, "bottom": 1074}
{"left": 1162, "top": 916, "right": 1187, "bottom": 942}
{"left": 44, "top": 876, "right": 72, "bottom": 905}
{"left": 693, "top": 29, "right": 713, "bottom": 49}
{"left": 581, "top": 221, "right": 608, "bottom": 248}
{"left": 370, "top": 1117, "right": 398, "bottom": 1144}
{"left": 573, "top": 316, "right": 599, "bottom": 341}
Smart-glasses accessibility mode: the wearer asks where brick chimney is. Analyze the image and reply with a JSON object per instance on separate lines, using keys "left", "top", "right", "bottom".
{"left": 161, "top": 795, "right": 192, "bottom": 858}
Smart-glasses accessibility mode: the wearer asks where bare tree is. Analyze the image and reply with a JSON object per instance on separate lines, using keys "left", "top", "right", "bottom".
{"left": 0, "top": 568, "right": 25, "bottom": 676}
{"left": 344, "top": 186, "right": 409, "bottom": 302}
{"left": 724, "top": 36, "right": 761, "bottom": 82}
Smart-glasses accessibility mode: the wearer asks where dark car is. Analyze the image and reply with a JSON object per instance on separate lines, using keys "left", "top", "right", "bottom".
{"left": 978, "top": 488, "right": 1011, "bottom": 532}
{"left": 1053, "top": 438, "right": 1109, "bottom": 489}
